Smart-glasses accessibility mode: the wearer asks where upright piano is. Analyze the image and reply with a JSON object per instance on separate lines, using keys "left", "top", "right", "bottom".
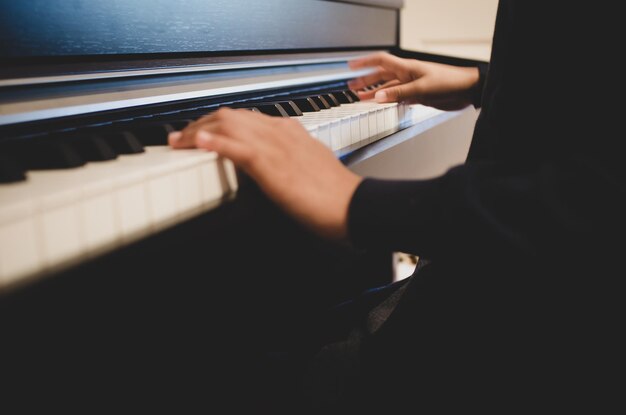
{"left": 0, "top": 0, "right": 481, "bottom": 409}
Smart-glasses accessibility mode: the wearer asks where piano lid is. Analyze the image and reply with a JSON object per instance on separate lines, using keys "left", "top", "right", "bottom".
{"left": 0, "top": 0, "right": 398, "bottom": 125}
{"left": 0, "top": 0, "right": 399, "bottom": 63}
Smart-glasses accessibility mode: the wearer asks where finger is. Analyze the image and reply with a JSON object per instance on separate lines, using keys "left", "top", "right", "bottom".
{"left": 168, "top": 130, "right": 196, "bottom": 148}
{"left": 347, "top": 67, "right": 393, "bottom": 90}
{"left": 174, "top": 107, "right": 272, "bottom": 145}
{"left": 348, "top": 52, "right": 408, "bottom": 75}
{"left": 372, "top": 80, "right": 430, "bottom": 103}
{"left": 169, "top": 109, "right": 223, "bottom": 148}
{"left": 168, "top": 109, "right": 220, "bottom": 148}
{"left": 356, "top": 79, "right": 401, "bottom": 100}
{"left": 195, "top": 130, "right": 258, "bottom": 171}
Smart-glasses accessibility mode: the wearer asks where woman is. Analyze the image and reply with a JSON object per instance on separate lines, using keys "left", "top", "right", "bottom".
{"left": 169, "top": 1, "right": 624, "bottom": 411}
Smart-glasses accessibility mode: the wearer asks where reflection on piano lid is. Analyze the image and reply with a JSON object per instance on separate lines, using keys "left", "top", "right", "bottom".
{"left": 0, "top": 0, "right": 469, "bottom": 293}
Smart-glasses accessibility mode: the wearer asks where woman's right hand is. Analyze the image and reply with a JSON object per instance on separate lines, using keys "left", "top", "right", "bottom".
{"left": 348, "top": 52, "right": 480, "bottom": 111}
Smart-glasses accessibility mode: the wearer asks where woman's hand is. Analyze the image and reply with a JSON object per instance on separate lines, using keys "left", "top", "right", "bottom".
{"left": 168, "top": 108, "right": 362, "bottom": 240}
{"left": 349, "top": 52, "right": 480, "bottom": 110}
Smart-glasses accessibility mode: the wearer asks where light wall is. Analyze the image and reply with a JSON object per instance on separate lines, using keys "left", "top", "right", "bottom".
{"left": 400, "top": 0, "right": 498, "bottom": 61}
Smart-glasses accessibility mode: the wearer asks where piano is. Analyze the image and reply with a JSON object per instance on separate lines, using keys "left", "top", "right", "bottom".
{"left": 0, "top": 0, "right": 481, "bottom": 409}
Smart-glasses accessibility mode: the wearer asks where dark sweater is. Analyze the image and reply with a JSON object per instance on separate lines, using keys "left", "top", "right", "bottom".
{"left": 294, "top": 3, "right": 626, "bottom": 411}
{"left": 338, "top": 2, "right": 624, "bottom": 409}
{"left": 348, "top": 1, "right": 625, "bottom": 277}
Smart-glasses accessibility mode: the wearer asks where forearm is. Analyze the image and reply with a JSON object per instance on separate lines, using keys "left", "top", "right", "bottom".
{"left": 347, "top": 155, "right": 622, "bottom": 267}
{"left": 349, "top": 53, "right": 488, "bottom": 111}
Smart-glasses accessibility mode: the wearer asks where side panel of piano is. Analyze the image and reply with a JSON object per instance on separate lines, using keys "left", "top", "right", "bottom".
{"left": 0, "top": 1, "right": 482, "bottom": 409}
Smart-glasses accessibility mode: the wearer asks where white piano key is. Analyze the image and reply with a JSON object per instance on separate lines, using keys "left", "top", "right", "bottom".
{"left": 392, "top": 105, "right": 400, "bottom": 127}
{"left": 199, "top": 155, "right": 232, "bottom": 204}
{"left": 398, "top": 103, "right": 407, "bottom": 125}
{"left": 115, "top": 183, "right": 151, "bottom": 240}
{"left": 199, "top": 161, "right": 221, "bottom": 204}
{"left": 317, "top": 123, "right": 331, "bottom": 148}
{"left": 0, "top": 182, "right": 37, "bottom": 226}
{"left": 376, "top": 108, "right": 386, "bottom": 133}
{"left": 340, "top": 117, "right": 352, "bottom": 149}
{"left": 350, "top": 115, "right": 361, "bottom": 145}
{"left": 403, "top": 105, "right": 412, "bottom": 122}
{"left": 112, "top": 147, "right": 180, "bottom": 237}
{"left": 148, "top": 174, "right": 178, "bottom": 225}
{"left": 384, "top": 105, "right": 398, "bottom": 131}
{"left": 223, "top": 158, "right": 238, "bottom": 193}
{"left": 41, "top": 183, "right": 80, "bottom": 211}
{"left": 176, "top": 166, "right": 202, "bottom": 215}
{"left": 330, "top": 120, "right": 342, "bottom": 151}
{"left": 368, "top": 109, "right": 378, "bottom": 137}
{"left": 359, "top": 113, "right": 369, "bottom": 144}
{"left": 112, "top": 155, "right": 149, "bottom": 188}
{"left": 25, "top": 169, "right": 85, "bottom": 215}
{"left": 0, "top": 218, "right": 42, "bottom": 286}
{"left": 41, "top": 205, "right": 84, "bottom": 267}
{"left": 80, "top": 193, "right": 119, "bottom": 254}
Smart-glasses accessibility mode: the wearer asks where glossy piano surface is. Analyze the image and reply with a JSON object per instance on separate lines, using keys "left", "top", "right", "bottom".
{"left": 0, "top": 0, "right": 398, "bottom": 58}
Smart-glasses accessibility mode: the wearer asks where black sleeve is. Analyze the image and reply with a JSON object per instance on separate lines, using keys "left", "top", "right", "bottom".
{"left": 471, "top": 62, "right": 489, "bottom": 108}
{"left": 347, "top": 154, "right": 624, "bottom": 269}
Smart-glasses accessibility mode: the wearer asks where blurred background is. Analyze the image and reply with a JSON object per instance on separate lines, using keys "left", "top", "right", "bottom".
{"left": 401, "top": 0, "right": 498, "bottom": 61}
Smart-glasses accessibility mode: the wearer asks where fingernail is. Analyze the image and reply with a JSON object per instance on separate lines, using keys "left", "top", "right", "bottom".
{"left": 168, "top": 131, "right": 182, "bottom": 143}
{"left": 196, "top": 130, "right": 213, "bottom": 146}
{"left": 374, "top": 90, "right": 388, "bottom": 102}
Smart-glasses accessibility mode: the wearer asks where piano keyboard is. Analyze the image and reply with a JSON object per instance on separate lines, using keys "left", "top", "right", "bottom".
{"left": 302, "top": 100, "right": 439, "bottom": 156}
{"left": 0, "top": 88, "right": 441, "bottom": 293}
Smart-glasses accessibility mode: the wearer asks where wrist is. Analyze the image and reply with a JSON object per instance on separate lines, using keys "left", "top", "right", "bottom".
{"left": 470, "top": 63, "right": 489, "bottom": 108}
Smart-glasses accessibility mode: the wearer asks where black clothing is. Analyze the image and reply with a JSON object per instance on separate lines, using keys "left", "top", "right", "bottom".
{"left": 349, "top": 1, "right": 624, "bottom": 275}
{"left": 295, "top": 1, "right": 625, "bottom": 412}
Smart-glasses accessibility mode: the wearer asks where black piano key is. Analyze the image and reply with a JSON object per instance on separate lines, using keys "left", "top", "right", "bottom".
{"left": 67, "top": 135, "right": 117, "bottom": 162}
{"left": 291, "top": 98, "right": 320, "bottom": 112}
{"left": 322, "top": 93, "right": 340, "bottom": 107}
{"left": 276, "top": 101, "right": 303, "bottom": 116}
{"left": 332, "top": 91, "right": 353, "bottom": 104}
{"left": 310, "top": 96, "right": 331, "bottom": 110}
{"left": 103, "top": 131, "right": 145, "bottom": 154}
{"left": 237, "top": 107, "right": 262, "bottom": 113}
{"left": 12, "top": 140, "right": 86, "bottom": 170}
{"left": 345, "top": 90, "right": 360, "bottom": 102}
{"left": 0, "top": 154, "right": 26, "bottom": 183}
{"left": 161, "top": 120, "right": 192, "bottom": 130}
{"left": 132, "top": 123, "right": 177, "bottom": 146}
{"left": 255, "top": 104, "right": 289, "bottom": 117}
